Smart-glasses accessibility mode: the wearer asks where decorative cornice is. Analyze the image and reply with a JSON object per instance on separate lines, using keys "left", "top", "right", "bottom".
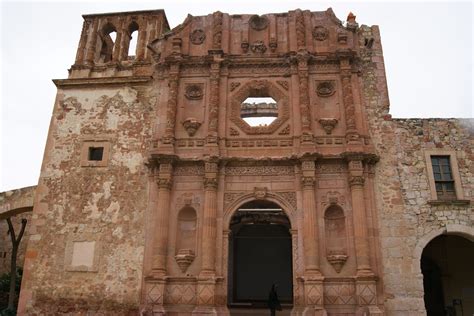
{"left": 53, "top": 76, "right": 152, "bottom": 88}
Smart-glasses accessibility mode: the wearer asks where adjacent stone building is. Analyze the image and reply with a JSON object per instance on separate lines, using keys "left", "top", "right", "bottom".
{"left": 1, "top": 7, "right": 472, "bottom": 315}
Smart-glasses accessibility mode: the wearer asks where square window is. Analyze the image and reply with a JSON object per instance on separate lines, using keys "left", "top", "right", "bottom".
{"left": 88, "top": 147, "right": 104, "bottom": 161}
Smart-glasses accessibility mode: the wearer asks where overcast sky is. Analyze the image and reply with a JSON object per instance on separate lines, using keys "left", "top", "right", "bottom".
{"left": 0, "top": 0, "right": 472, "bottom": 192}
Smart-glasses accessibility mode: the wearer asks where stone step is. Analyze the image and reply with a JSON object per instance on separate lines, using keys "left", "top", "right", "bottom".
{"left": 229, "top": 308, "right": 292, "bottom": 316}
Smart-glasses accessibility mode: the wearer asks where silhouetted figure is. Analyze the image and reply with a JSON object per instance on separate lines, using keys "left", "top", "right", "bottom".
{"left": 268, "top": 283, "right": 282, "bottom": 316}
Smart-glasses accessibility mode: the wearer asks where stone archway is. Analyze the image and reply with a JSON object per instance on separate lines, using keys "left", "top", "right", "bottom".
{"left": 420, "top": 232, "right": 474, "bottom": 315}
{"left": 227, "top": 200, "right": 293, "bottom": 310}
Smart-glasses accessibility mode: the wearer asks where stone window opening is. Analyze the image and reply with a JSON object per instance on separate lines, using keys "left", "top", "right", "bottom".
{"left": 88, "top": 147, "right": 104, "bottom": 161}
{"left": 240, "top": 96, "right": 277, "bottom": 127}
{"left": 126, "top": 21, "right": 139, "bottom": 59}
{"left": 430, "top": 156, "right": 456, "bottom": 200}
{"left": 97, "top": 23, "right": 117, "bottom": 63}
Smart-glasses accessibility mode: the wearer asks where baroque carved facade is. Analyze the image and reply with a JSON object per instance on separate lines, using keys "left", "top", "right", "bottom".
{"left": 4, "top": 7, "right": 471, "bottom": 316}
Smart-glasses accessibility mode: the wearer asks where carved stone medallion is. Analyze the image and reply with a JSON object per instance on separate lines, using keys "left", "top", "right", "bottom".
{"left": 250, "top": 40, "right": 267, "bottom": 54}
{"left": 249, "top": 15, "right": 269, "bottom": 31}
{"left": 185, "top": 84, "right": 203, "bottom": 100}
{"left": 312, "top": 26, "right": 329, "bottom": 41}
{"left": 316, "top": 81, "right": 335, "bottom": 97}
{"left": 182, "top": 118, "right": 202, "bottom": 136}
{"left": 190, "top": 29, "right": 206, "bottom": 45}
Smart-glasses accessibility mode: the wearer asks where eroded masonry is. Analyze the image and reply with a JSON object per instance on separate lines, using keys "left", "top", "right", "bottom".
{"left": 8, "top": 8, "right": 472, "bottom": 316}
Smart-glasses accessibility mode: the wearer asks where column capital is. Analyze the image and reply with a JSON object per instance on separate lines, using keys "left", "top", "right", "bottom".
{"left": 157, "top": 177, "right": 173, "bottom": 190}
{"left": 203, "top": 177, "right": 218, "bottom": 190}
{"left": 301, "top": 176, "right": 316, "bottom": 188}
{"left": 349, "top": 175, "right": 365, "bottom": 187}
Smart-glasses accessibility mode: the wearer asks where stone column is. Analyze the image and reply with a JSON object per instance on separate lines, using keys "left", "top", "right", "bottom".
{"left": 300, "top": 160, "right": 324, "bottom": 312}
{"left": 340, "top": 58, "right": 361, "bottom": 144}
{"left": 347, "top": 157, "right": 372, "bottom": 276}
{"left": 74, "top": 19, "right": 90, "bottom": 65}
{"left": 136, "top": 24, "right": 147, "bottom": 61}
{"left": 163, "top": 63, "right": 180, "bottom": 146}
{"left": 85, "top": 19, "right": 99, "bottom": 65}
{"left": 297, "top": 53, "right": 313, "bottom": 144}
{"left": 112, "top": 27, "right": 124, "bottom": 63}
{"left": 151, "top": 162, "right": 173, "bottom": 278}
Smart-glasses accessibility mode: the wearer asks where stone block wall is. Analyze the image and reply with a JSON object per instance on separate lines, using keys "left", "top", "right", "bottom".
{"left": 17, "top": 85, "right": 158, "bottom": 314}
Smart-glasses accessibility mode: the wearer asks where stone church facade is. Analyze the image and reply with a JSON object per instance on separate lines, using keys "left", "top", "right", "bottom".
{"left": 2, "top": 7, "right": 471, "bottom": 316}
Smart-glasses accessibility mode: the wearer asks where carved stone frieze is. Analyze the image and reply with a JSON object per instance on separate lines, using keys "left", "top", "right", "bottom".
{"left": 321, "top": 191, "right": 346, "bottom": 207}
{"left": 316, "top": 81, "right": 336, "bottom": 97}
{"left": 184, "top": 84, "right": 204, "bottom": 100}
{"left": 212, "top": 11, "right": 223, "bottom": 50}
{"left": 276, "top": 80, "right": 289, "bottom": 90}
{"left": 224, "top": 192, "right": 245, "bottom": 208}
{"left": 174, "top": 165, "right": 204, "bottom": 176}
{"left": 249, "top": 15, "right": 269, "bottom": 31}
{"left": 225, "top": 139, "right": 293, "bottom": 148}
{"left": 225, "top": 165, "right": 294, "bottom": 176}
{"left": 230, "top": 82, "right": 241, "bottom": 92}
{"left": 312, "top": 26, "right": 329, "bottom": 41}
{"left": 318, "top": 118, "right": 338, "bottom": 135}
{"left": 316, "top": 163, "right": 347, "bottom": 174}
{"left": 190, "top": 29, "right": 206, "bottom": 45}
{"left": 229, "top": 127, "right": 240, "bottom": 136}
{"left": 250, "top": 40, "right": 267, "bottom": 54}
{"left": 277, "top": 192, "right": 297, "bottom": 210}
{"left": 278, "top": 125, "right": 290, "bottom": 135}
{"left": 295, "top": 10, "right": 306, "bottom": 49}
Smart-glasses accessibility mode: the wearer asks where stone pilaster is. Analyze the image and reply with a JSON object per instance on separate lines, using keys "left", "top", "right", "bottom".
{"left": 340, "top": 58, "right": 361, "bottom": 144}
{"left": 136, "top": 24, "right": 147, "bottom": 61}
{"left": 163, "top": 64, "right": 180, "bottom": 145}
{"left": 112, "top": 22, "right": 124, "bottom": 62}
{"left": 151, "top": 162, "right": 173, "bottom": 278}
{"left": 300, "top": 160, "right": 324, "bottom": 312}
{"left": 207, "top": 61, "right": 221, "bottom": 146}
{"left": 297, "top": 53, "right": 313, "bottom": 143}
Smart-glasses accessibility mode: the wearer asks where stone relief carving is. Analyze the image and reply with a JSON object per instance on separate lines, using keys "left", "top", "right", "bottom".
{"left": 338, "top": 32, "right": 348, "bottom": 44}
{"left": 321, "top": 191, "right": 346, "bottom": 207}
{"left": 327, "top": 251, "right": 348, "bottom": 273}
{"left": 212, "top": 11, "right": 223, "bottom": 50}
{"left": 224, "top": 192, "right": 245, "bottom": 208}
{"left": 165, "top": 283, "right": 196, "bottom": 305}
{"left": 316, "top": 81, "right": 336, "bottom": 97}
{"left": 318, "top": 118, "right": 338, "bottom": 135}
{"left": 229, "top": 127, "right": 240, "bottom": 136}
{"left": 276, "top": 192, "right": 297, "bottom": 210}
{"left": 253, "top": 187, "right": 268, "bottom": 199}
{"left": 316, "top": 163, "right": 346, "bottom": 174}
{"left": 269, "top": 37, "right": 277, "bottom": 52}
{"left": 278, "top": 125, "right": 290, "bottom": 135}
{"left": 295, "top": 10, "right": 306, "bottom": 49}
{"left": 312, "top": 26, "right": 329, "bottom": 41}
{"left": 241, "top": 39, "right": 249, "bottom": 53}
{"left": 276, "top": 80, "right": 289, "bottom": 90}
{"left": 190, "top": 29, "right": 206, "bottom": 45}
{"left": 249, "top": 15, "right": 269, "bottom": 30}
{"left": 230, "top": 82, "right": 241, "bottom": 91}
{"left": 174, "top": 165, "right": 205, "bottom": 176}
{"left": 184, "top": 84, "right": 204, "bottom": 100}
{"left": 182, "top": 118, "right": 202, "bottom": 136}
{"left": 250, "top": 40, "right": 267, "bottom": 54}
{"left": 324, "top": 283, "right": 356, "bottom": 305}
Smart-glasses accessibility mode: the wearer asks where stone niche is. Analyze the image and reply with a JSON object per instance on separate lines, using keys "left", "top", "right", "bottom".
{"left": 324, "top": 205, "right": 348, "bottom": 273}
{"left": 175, "top": 206, "right": 197, "bottom": 273}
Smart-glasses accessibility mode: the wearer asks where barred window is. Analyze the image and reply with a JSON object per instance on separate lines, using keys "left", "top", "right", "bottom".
{"left": 430, "top": 156, "right": 456, "bottom": 199}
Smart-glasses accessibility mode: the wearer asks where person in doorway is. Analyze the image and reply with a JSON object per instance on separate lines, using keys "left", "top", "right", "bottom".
{"left": 268, "top": 283, "right": 282, "bottom": 316}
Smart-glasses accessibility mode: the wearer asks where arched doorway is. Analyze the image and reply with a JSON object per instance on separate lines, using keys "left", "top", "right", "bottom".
{"left": 421, "top": 235, "right": 474, "bottom": 315}
{"left": 227, "top": 200, "right": 293, "bottom": 309}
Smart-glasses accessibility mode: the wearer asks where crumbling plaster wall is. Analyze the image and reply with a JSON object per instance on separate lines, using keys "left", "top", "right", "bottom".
{"left": 359, "top": 24, "right": 474, "bottom": 315}
{"left": 19, "top": 85, "right": 157, "bottom": 313}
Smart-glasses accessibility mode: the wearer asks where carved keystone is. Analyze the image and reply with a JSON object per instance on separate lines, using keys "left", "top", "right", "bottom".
{"left": 175, "top": 249, "right": 195, "bottom": 272}
{"left": 327, "top": 251, "right": 348, "bottom": 273}
{"left": 318, "top": 118, "right": 338, "bottom": 135}
{"left": 182, "top": 118, "right": 202, "bottom": 136}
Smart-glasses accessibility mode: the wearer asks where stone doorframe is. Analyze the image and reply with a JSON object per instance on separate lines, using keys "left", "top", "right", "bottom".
{"left": 222, "top": 191, "right": 302, "bottom": 310}
{"left": 411, "top": 224, "right": 474, "bottom": 314}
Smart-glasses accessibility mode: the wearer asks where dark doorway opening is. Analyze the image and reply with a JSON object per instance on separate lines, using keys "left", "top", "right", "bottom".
{"left": 228, "top": 200, "right": 293, "bottom": 308}
{"left": 421, "top": 235, "right": 474, "bottom": 316}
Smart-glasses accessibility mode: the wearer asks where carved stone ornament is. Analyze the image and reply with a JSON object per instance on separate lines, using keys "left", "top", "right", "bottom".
{"left": 241, "top": 39, "right": 249, "bottom": 53}
{"left": 185, "top": 84, "right": 204, "bottom": 100}
{"left": 312, "top": 26, "right": 329, "bottom": 41}
{"left": 190, "top": 29, "right": 206, "bottom": 45}
{"left": 249, "top": 15, "right": 269, "bottom": 31}
{"left": 182, "top": 118, "right": 202, "bottom": 136}
{"left": 254, "top": 187, "right": 268, "bottom": 199}
{"left": 175, "top": 249, "right": 195, "bottom": 272}
{"left": 327, "top": 251, "right": 348, "bottom": 273}
{"left": 269, "top": 37, "right": 277, "bottom": 52}
{"left": 349, "top": 175, "right": 365, "bottom": 187}
{"left": 251, "top": 40, "right": 267, "bottom": 54}
{"left": 338, "top": 32, "right": 348, "bottom": 44}
{"left": 318, "top": 118, "right": 338, "bottom": 135}
{"left": 230, "top": 82, "right": 241, "bottom": 92}
{"left": 316, "top": 81, "right": 336, "bottom": 97}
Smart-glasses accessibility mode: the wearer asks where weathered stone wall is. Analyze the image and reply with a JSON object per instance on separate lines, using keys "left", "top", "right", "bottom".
{"left": 18, "top": 86, "right": 157, "bottom": 314}
{"left": 360, "top": 24, "right": 473, "bottom": 316}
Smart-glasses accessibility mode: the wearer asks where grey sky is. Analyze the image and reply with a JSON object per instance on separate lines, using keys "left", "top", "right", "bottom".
{"left": 1, "top": 1, "right": 472, "bottom": 191}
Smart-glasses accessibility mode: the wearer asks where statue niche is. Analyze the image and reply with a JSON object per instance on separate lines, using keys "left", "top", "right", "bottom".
{"left": 324, "top": 205, "right": 348, "bottom": 273}
{"left": 175, "top": 207, "right": 197, "bottom": 273}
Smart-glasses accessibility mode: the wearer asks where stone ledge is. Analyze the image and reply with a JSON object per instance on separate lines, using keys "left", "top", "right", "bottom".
{"left": 53, "top": 76, "right": 153, "bottom": 88}
{"left": 427, "top": 199, "right": 471, "bottom": 206}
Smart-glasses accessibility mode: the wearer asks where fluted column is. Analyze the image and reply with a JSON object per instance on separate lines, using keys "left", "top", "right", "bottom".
{"left": 151, "top": 162, "right": 173, "bottom": 278}
{"left": 200, "top": 161, "right": 219, "bottom": 276}
{"left": 347, "top": 157, "right": 373, "bottom": 276}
